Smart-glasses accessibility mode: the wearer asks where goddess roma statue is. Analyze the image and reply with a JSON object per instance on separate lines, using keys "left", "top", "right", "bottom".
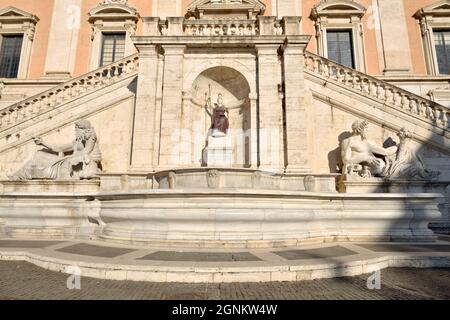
{"left": 206, "top": 93, "right": 229, "bottom": 135}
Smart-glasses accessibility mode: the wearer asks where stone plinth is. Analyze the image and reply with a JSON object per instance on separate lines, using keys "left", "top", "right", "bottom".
{"left": 154, "top": 168, "right": 338, "bottom": 192}
{"left": 206, "top": 133, "right": 234, "bottom": 167}
{"left": 338, "top": 175, "right": 450, "bottom": 234}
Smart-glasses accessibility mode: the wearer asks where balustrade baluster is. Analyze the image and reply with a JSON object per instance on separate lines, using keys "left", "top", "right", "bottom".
{"left": 376, "top": 85, "right": 385, "bottom": 100}
{"left": 400, "top": 94, "right": 409, "bottom": 110}
{"left": 409, "top": 99, "right": 417, "bottom": 114}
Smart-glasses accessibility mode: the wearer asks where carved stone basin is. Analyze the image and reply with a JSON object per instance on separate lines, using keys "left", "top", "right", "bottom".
{"left": 154, "top": 168, "right": 338, "bottom": 193}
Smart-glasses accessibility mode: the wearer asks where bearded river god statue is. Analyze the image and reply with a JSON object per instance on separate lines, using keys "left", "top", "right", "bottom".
{"left": 340, "top": 120, "right": 440, "bottom": 181}
{"left": 9, "top": 120, "right": 102, "bottom": 180}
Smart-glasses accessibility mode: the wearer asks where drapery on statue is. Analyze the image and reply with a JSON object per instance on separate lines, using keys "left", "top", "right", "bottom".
{"left": 384, "top": 128, "right": 440, "bottom": 180}
{"left": 340, "top": 120, "right": 440, "bottom": 180}
{"left": 206, "top": 93, "right": 229, "bottom": 135}
{"left": 9, "top": 120, "right": 102, "bottom": 180}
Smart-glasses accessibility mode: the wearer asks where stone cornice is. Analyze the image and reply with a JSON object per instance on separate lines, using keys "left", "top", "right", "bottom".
{"left": 415, "top": 0, "right": 450, "bottom": 18}
{"left": 0, "top": 6, "right": 39, "bottom": 24}
{"left": 132, "top": 35, "right": 310, "bottom": 48}
{"left": 311, "top": 0, "right": 366, "bottom": 20}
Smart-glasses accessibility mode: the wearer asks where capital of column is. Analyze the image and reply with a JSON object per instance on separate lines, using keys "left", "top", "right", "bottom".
{"left": 135, "top": 44, "right": 159, "bottom": 58}
{"left": 162, "top": 45, "right": 186, "bottom": 56}
{"left": 255, "top": 44, "right": 281, "bottom": 56}
{"left": 282, "top": 42, "right": 306, "bottom": 56}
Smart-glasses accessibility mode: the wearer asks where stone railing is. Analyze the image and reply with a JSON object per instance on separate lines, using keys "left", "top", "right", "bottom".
{"left": 304, "top": 51, "right": 450, "bottom": 130}
{"left": 152, "top": 16, "right": 289, "bottom": 36}
{"left": 183, "top": 19, "right": 260, "bottom": 36}
{"left": 0, "top": 53, "right": 140, "bottom": 131}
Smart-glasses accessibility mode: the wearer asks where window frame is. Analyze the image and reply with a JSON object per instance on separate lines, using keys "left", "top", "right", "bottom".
{"left": 311, "top": 0, "right": 367, "bottom": 72}
{"left": 88, "top": 1, "right": 140, "bottom": 70}
{"left": 415, "top": 1, "right": 450, "bottom": 76}
{"left": 0, "top": 7, "right": 38, "bottom": 80}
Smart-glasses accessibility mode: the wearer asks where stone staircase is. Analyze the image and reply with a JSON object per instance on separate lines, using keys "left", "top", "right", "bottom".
{"left": 0, "top": 54, "right": 139, "bottom": 135}
{"left": 303, "top": 51, "right": 450, "bottom": 153}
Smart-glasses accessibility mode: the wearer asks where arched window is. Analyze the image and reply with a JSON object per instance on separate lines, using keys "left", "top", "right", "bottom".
{"left": 415, "top": 0, "right": 450, "bottom": 75}
{"left": 310, "top": 0, "right": 367, "bottom": 72}
{"left": 0, "top": 7, "right": 38, "bottom": 79}
{"left": 88, "top": 0, "right": 140, "bottom": 70}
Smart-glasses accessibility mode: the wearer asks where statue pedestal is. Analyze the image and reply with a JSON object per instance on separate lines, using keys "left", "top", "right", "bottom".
{"left": 206, "top": 133, "right": 233, "bottom": 167}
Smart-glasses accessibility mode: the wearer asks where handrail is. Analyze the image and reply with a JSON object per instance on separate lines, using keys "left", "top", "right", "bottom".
{"left": 0, "top": 53, "right": 140, "bottom": 130}
{"left": 303, "top": 51, "right": 449, "bottom": 130}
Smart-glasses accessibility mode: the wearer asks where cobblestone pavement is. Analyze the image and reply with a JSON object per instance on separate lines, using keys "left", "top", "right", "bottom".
{"left": 0, "top": 261, "right": 449, "bottom": 300}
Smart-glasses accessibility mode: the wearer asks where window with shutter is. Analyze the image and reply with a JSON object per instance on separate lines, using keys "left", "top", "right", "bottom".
{"left": 0, "top": 35, "right": 24, "bottom": 78}
{"left": 434, "top": 30, "right": 450, "bottom": 75}
{"left": 100, "top": 33, "right": 126, "bottom": 67}
{"left": 326, "top": 30, "right": 355, "bottom": 69}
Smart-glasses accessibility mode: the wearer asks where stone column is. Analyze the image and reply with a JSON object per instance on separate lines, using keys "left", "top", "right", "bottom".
{"left": 249, "top": 94, "right": 258, "bottom": 168}
{"left": 129, "top": 45, "right": 160, "bottom": 172}
{"left": 158, "top": 45, "right": 186, "bottom": 169}
{"left": 256, "top": 45, "right": 284, "bottom": 172}
{"left": 180, "top": 91, "right": 193, "bottom": 166}
{"left": 377, "top": 0, "right": 412, "bottom": 75}
{"left": 282, "top": 42, "right": 310, "bottom": 173}
{"left": 43, "top": 0, "right": 82, "bottom": 79}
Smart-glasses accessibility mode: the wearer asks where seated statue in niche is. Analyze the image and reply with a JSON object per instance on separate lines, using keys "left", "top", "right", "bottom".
{"left": 206, "top": 93, "right": 229, "bottom": 136}
{"left": 9, "top": 120, "right": 102, "bottom": 180}
{"left": 340, "top": 120, "right": 440, "bottom": 180}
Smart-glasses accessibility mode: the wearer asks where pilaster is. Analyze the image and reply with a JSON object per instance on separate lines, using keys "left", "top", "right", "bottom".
{"left": 129, "top": 45, "right": 160, "bottom": 172}
{"left": 256, "top": 44, "right": 284, "bottom": 172}
{"left": 158, "top": 45, "right": 186, "bottom": 168}
{"left": 282, "top": 42, "right": 310, "bottom": 173}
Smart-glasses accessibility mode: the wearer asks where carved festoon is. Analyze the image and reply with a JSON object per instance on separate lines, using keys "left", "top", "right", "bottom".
{"left": 9, "top": 120, "right": 102, "bottom": 180}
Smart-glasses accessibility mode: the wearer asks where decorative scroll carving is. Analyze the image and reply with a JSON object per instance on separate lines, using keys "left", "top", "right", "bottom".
{"left": 206, "top": 170, "right": 221, "bottom": 188}
{"left": 99, "top": 0, "right": 128, "bottom": 5}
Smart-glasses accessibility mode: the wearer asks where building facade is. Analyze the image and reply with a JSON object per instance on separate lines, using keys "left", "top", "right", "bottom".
{"left": 0, "top": 0, "right": 448, "bottom": 248}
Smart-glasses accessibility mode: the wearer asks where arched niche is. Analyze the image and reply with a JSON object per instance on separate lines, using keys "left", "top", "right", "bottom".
{"left": 189, "top": 66, "right": 253, "bottom": 167}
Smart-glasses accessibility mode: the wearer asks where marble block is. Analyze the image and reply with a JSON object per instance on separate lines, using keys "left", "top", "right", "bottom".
{"left": 206, "top": 133, "right": 233, "bottom": 167}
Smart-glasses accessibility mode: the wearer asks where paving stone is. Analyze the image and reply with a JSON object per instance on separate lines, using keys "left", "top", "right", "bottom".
{"left": 56, "top": 243, "right": 135, "bottom": 258}
{"left": 0, "top": 240, "right": 65, "bottom": 248}
{"left": 358, "top": 244, "right": 450, "bottom": 253}
{"left": 1, "top": 261, "right": 450, "bottom": 300}
{"left": 273, "top": 246, "right": 357, "bottom": 260}
{"left": 139, "top": 251, "right": 261, "bottom": 262}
